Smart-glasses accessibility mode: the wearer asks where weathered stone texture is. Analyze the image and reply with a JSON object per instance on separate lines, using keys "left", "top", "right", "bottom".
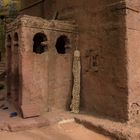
{"left": 14, "top": 0, "right": 140, "bottom": 123}
{"left": 70, "top": 50, "right": 81, "bottom": 113}
{"left": 19, "top": 0, "right": 128, "bottom": 121}
{"left": 47, "top": 0, "right": 128, "bottom": 121}
{"left": 6, "top": 15, "right": 78, "bottom": 117}
{"left": 126, "top": 5, "right": 140, "bottom": 123}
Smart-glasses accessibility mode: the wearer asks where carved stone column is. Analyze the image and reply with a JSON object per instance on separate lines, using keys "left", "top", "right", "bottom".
{"left": 70, "top": 50, "right": 81, "bottom": 113}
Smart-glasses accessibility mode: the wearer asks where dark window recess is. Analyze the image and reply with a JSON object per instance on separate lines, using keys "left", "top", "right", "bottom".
{"left": 7, "top": 35, "right": 11, "bottom": 42}
{"left": 33, "top": 33, "right": 47, "bottom": 54}
{"left": 55, "top": 35, "right": 70, "bottom": 54}
{"left": 14, "top": 32, "right": 18, "bottom": 41}
{"left": 7, "top": 35, "right": 12, "bottom": 46}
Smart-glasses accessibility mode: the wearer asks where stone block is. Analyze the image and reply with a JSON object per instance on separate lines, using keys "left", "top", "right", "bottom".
{"left": 21, "top": 104, "right": 41, "bottom": 118}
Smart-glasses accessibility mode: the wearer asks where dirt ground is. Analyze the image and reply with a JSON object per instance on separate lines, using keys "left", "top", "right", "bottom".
{"left": 0, "top": 79, "right": 110, "bottom": 140}
{"left": 0, "top": 122, "right": 111, "bottom": 140}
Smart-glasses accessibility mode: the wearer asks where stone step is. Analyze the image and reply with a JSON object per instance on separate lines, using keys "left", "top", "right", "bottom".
{"left": 0, "top": 66, "right": 5, "bottom": 71}
{"left": 0, "top": 65, "right": 5, "bottom": 68}
{"left": 0, "top": 61, "right": 5, "bottom": 66}
{"left": 0, "top": 64, "right": 5, "bottom": 66}
{"left": 0, "top": 65, "right": 5, "bottom": 67}
{"left": 0, "top": 70, "right": 5, "bottom": 72}
{"left": 0, "top": 64, "right": 5, "bottom": 67}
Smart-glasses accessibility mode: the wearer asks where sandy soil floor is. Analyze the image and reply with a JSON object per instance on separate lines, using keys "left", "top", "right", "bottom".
{"left": 0, "top": 122, "right": 111, "bottom": 140}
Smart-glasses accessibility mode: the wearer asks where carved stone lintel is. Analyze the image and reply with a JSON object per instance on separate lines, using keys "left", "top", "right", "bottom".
{"left": 6, "top": 15, "right": 77, "bottom": 33}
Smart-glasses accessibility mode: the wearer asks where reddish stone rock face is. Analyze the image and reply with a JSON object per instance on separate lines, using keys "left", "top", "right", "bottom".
{"left": 6, "top": 0, "right": 140, "bottom": 123}
{"left": 21, "top": 104, "right": 40, "bottom": 118}
{"left": 5, "top": 15, "right": 77, "bottom": 118}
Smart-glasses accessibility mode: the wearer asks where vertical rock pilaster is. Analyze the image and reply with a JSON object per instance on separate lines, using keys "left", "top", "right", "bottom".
{"left": 70, "top": 50, "right": 81, "bottom": 113}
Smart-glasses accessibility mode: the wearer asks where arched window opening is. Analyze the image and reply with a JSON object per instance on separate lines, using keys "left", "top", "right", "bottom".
{"left": 55, "top": 35, "right": 70, "bottom": 54}
{"left": 14, "top": 32, "right": 18, "bottom": 42}
{"left": 33, "top": 33, "right": 47, "bottom": 54}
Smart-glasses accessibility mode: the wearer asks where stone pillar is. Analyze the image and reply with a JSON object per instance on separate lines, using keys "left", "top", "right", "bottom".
{"left": 70, "top": 50, "right": 81, "bottom": 113}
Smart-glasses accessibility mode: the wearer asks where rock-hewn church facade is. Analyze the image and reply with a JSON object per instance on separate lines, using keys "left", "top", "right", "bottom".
{"left": 6, "top": 0, "right": 140, "bottom": 124}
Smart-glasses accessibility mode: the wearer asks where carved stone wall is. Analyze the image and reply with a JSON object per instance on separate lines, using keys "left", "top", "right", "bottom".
{"left": 6, "top": 15, "right": 78, "bottom": 118}
{"left": 18, "top": 0, "right": 140, "bottom": 123}
{"left": 49, "top": 0, "right": 129, "bottom": 122}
